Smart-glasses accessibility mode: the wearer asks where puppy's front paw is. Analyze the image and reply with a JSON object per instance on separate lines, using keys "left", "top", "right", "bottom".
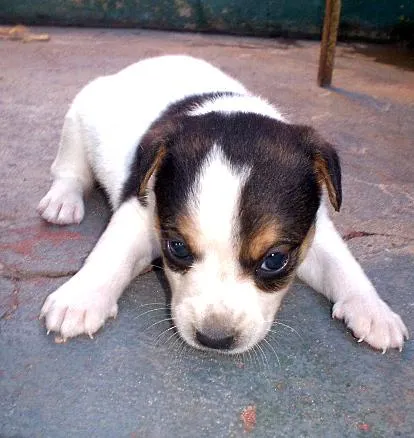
{"left": 37, "top": 179, "right": 85, "bottom": 225}
{"left": 332, "top": 294, "right": 409, "bottom": 353}
{"left": 40, "top": 277, "right": 118, "bottom": 340}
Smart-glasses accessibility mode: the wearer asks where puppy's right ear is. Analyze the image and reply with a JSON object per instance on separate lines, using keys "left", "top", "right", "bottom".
{"left": 122, "top": 118, "right": 181, "bottom": 204}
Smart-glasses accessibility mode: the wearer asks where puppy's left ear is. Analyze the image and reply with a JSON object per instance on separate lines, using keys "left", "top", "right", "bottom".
{"left": 123, "top": 117, "right": 182, "bottom": 204}
{"left": 300, "top": 126, "right": 342, "bottom": 211}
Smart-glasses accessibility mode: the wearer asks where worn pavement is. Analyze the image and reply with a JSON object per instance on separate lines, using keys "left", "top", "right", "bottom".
{"left": 1, "top": 28, "right": 414, "bottom": 437}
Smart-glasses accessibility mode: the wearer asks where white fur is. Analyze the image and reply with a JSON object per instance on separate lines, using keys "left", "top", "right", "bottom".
{"left": 190, "top": 94, "right": 285, "bottom": 121}
{"left": 38, "top": 55, "right": 408, "bottom": 353}
{"left": 38, "top": 55, "right": 248, "bottom": 216}
{"left": 190, "top": 144, "right": 250, "bottom": 249}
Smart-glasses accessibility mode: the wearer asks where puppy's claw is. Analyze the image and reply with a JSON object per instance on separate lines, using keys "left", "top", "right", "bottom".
{"left": 47, "top": 329, "right": 50, "bottom": 335}
{"left": 333, "top": 295, "right": 408, "bottom": 353}
{"left": 88, "top": 332, "right": 94, "bottom": 340}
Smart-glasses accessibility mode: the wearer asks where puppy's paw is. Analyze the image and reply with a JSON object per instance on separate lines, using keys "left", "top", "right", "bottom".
{"left": 37, "top": 179, "right": 85, "bottom": 225}
{"left": 40, "top": 278, "right": 118, "bottom": 340}
{"left": 332, "top": 294, "right": 409, "bottom": 353}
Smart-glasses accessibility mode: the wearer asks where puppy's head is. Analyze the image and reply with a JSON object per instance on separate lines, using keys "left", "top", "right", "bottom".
{"left": 136, "top": 112, "right": 341, "bottom": 353}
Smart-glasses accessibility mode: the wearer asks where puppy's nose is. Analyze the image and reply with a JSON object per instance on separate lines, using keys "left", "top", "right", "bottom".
{"left": 196, "top": 329, "right": 235, "bottom": 350}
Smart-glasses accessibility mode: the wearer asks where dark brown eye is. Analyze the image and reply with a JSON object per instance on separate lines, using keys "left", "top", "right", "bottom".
{"left": 256, "top": 251, "right": 289, "bottom": 279}
{"left": 166, "top": 240, "right": 194, "bottom": 267}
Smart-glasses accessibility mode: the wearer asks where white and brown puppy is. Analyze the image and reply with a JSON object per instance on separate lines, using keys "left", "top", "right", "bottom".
{"left": 38, "top": 55, "right": 408, "bottom": 354}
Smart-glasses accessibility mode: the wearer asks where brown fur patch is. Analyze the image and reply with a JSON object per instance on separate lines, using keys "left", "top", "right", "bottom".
{"left": 138, "top": 145, "right": 167, "bottom": 198}
{"left": 176, "top": 213, "right": 201, "bottom": 258}
{"left": 314, "top": 154, "right": 340, "bottom": 211}
{"left": 240, "top": 220, "right": 281, "bottom": 262}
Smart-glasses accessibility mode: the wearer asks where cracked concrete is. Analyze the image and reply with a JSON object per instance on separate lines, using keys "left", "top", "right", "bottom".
{"left": 0, "top": 28, "right": 413, "bottom": 437}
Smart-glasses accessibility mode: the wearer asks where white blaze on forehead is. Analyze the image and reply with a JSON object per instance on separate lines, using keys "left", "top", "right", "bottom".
{"left": 189, "top": 145, "right": 250, "bottom": 251}
{"left": 189, "top": 94, "right": 286, "bottom": 122}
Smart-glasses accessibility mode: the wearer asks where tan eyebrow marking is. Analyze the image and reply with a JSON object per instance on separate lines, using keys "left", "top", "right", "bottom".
{"left": 175, "top": 213, "right": 202, "bottom": 258}
{"left": 240, "top": 220, "right": 281, "bottom": 262}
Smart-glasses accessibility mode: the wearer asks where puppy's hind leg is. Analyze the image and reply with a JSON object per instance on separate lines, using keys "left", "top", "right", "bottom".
{"left": 297, "top": 202, "right": 408, "bottom": 352}
{"left": 37, "top": 108, "right": 93, "bottom": 225}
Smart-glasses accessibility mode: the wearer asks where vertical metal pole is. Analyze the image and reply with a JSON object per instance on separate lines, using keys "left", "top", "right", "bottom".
{"left": 318, "top": 0, "right": 342, "bottom": 87}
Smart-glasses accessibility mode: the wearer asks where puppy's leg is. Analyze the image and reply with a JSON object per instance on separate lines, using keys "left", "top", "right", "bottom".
{"left": 37, "top": 109, "right": 93, "bottom": 224}
{"left": 40, "top": 198, "right": 160, "bottom": 339}
{"left": 297, "top": 203, "right": 408, "bottom": 352}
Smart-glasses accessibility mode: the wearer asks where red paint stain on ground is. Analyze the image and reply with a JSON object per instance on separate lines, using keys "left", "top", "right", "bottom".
{"left": 357, "top": 422, "right": 371, "bottom": 432}
{"left": 0, "top": 224, "right": 85, "bottom": 256}
{"left": 240, "top": 405, "right": 256, "bottom": 433}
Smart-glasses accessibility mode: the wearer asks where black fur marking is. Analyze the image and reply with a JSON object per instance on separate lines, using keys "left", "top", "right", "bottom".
{"left": 151, "top": 112, "right": 338, "bottom": 291}
{"left": 121, "top": 92, "right": 239, "bottom": 203}
{"left": 121, "top": 95, "right": 341, "bottom": 292}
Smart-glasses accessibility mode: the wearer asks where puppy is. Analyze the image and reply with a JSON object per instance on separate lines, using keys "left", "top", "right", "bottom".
{"left": 38, "top": 55, "right": 408, "bottom": 354}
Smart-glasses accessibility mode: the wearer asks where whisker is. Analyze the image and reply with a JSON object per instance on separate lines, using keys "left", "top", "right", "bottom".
{"left": 156, "top": 327, "right": 178, "bottom": 350}
{"left": 164, "top": 329, "right": 179, "bottom": 346}
{"left": 155, "top": 325, "right": 177, "bottom": 345}
{"left": 134, "top": 307, "right": 169, "bottom": 321}
{"left": 175, "top": 338, "right": 189, "bottom": 363}
{"left": 170, "top": 332, "right": 185, "bottom": 353}
{"left": 241, "top": 351, "right": 248, "bottom": 368}
{"left": 266, "top": 317, "right": 299, "bottom": 324}
{"left": 234, "top": 352, "right": 244, "bottom": 368}
{"left": 262, "top": 338, "right": 281, "bottom": 368}
{"left": 243, "top": 349, "right": 251, "bottom": 367}
{"left": 137, "top": 302, "right": 171, "bottom": 308}
{"left": 257, "top": 343, "right": 270, "bottom": 370}
{"left": 144, "top": 317, "right": 174, "bottom": 332}
{"left": 247, "top": 348, "right": 255, "bottom": 368}
{"left": 251, "top": 345, "right": 261, "bottom": 369}
{"left": 270, "top": 321, "right": 303, "bottom": 340}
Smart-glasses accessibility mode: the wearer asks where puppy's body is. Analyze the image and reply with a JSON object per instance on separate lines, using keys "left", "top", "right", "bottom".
{"left": 38, "top": 55, "right": 408, "bottom": 354}
{"left": 50, "top": 56, "right": 253, "bottom": 210}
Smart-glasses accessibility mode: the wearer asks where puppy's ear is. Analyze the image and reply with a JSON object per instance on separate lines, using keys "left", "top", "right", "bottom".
{"left": 300, "top": 126, "right": 342, "bottom": 211}
{"left": 123, "top": 118, "right": 181, "bottom": 204}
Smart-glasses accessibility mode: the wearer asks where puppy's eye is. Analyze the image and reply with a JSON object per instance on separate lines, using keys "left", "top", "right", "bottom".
{"left": 168, "top": 240, "right": 190, "bottom": 258}
{"left": 257, "top": 251, "right": 289, "bottom": 278}
{"left": 166, "top": 240, "right": 194, "bottom": 266}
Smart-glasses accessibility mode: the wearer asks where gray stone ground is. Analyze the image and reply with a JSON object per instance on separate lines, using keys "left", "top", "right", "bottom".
{"left": 1, "top": 28, "right": 413, "bottom": 438}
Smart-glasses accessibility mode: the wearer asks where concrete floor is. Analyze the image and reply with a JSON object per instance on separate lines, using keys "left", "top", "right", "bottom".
{"left": 1, "top": 28, "right": 413, "bottom": 437}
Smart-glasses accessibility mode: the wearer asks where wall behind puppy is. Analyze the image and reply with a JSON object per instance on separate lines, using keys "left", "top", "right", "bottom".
{"left": 0, "top": 0, "right": 413, "bottom": 43}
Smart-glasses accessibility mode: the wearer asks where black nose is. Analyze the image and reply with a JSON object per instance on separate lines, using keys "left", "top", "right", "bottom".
{"left": 196, "top": 330, "right": 235, "bottom": 350}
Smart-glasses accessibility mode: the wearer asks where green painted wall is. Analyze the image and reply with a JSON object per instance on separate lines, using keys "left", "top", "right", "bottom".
{"left": 0, "top": 1, "right": 413, "bottom": 41}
